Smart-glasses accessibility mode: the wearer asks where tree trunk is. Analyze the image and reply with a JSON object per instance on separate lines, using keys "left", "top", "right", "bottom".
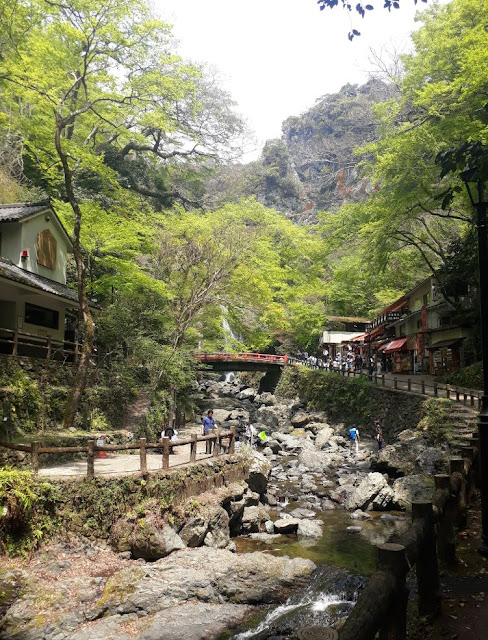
{"left": 55, "top": 119, "right": 96, "bottom": 430}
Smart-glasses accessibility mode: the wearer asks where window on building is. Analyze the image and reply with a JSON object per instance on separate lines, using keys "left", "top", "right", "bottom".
{"left": 417, "top": 319, "right": 422, "bottom": 330}
{"left": 37, "top": 229, "right": 57, "bottom": 270}
{"left": 423, "top": 292, "right": 431, "bottom": 305}
{"left": 25, "top": 303, "right": 59, "bottom": 329}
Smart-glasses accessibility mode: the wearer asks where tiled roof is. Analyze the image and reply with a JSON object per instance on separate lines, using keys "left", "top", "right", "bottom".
{"left": 0, "top": 257, "right": 79, "bottom": 304}
{"left": 0, "top": 201, "right": 51, "bottom": 222}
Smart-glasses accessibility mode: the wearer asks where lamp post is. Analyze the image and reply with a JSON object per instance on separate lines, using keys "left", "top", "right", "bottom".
{"left": 473, "top": 190, "right": 488, "bottom": 555}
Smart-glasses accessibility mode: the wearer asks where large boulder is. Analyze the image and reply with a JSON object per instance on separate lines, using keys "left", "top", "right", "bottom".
{"left": 372, "top": 432, "right": 427, "bottom": 477}
{"left": 237, "top": 388, "right": 255, "bottom": 401}
{"left": 392, "top": 475, "right": 435, "bottom": 510}
{"left": 297, "top": 449, "right": 329, "bottom": 472}
{"left": 314, "top": 427, "right": 335, "bottom": 449}
{"left": 257, "top": 404, "right": 290, "bottom": 429}
{"left": 203, "top": 506, "right": 230, "bottom": 549}
{"left": 212, "top": 409, "right": 232, "bottom": 424}
{"left": 345, "top": 473, "right": 388, "bottom": 511}
{"left": 297, "top": 519, "right": 323, "bottom": 538}
{"left": 111, "top": 517, "right": 185, "bottom": 560}
{"left": 179, "top": 515, "right": 208, "bottom": 548}
{"left": 258, "top": 392, "right": 278, "bottom": 406}
{"left": 415, "top": 447, "right": 449, "bottom": 475}
{"left": 246, "top": 452, "right": 271, "bottom": 496}
{"left": 274, "top": 518, "right": 300, "bottom": 534}
{"left": 291, "top": 412, "right": 310, "bottom": 428}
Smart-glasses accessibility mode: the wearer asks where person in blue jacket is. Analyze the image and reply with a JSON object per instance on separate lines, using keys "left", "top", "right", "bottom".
{"left": 202, "top": 410, "right": 216, "bottom": 454}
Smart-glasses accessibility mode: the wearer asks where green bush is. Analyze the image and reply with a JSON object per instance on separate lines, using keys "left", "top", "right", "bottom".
{"left": 440, "top": 361, "right": 483, "bottom": 390}
{"left": 417, "top": 398, "right": 454, "bottom": 444}
{"left": 0, "top": 363, "right": 43, "bottom": 432}
{"left": 0, "top": 469, "right": 58, "bottom": 555}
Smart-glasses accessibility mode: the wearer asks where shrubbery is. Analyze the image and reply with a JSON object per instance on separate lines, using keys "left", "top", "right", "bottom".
{"left": 0, "top": 469, "right": 57, "bottom": 555}
{"left": 440, "top": 361, "right": 483, "bottom": 391}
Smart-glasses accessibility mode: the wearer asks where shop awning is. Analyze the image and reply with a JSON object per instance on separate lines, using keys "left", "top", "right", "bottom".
{"left": 383, "top": 338, "right": 408, "bottom": 353}
{"left": 427, "top": 339, "right": 462, "bottom": 350}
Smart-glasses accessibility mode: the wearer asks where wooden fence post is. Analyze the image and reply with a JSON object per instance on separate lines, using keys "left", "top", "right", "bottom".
{"left": 434, "top": 474, "right": 456, "bottom": 566}
{"left": 31, "top": 441, "right": 40, "bottom": 474}
{"left": 434, "top": 382, "right": 438, "bottom": 397}
{"left": 12, "top": 329, "right": 18, "bottom": 356}
{"left": 450, "top": 457, "right": 467, "bottom": 529}
{"left": 412, "top": 501, "right": 441, "bottom": 617}
{"left": 421, "top": 381, "right": 425, "bottom": 395}
{"left": 377, "top": 543, "right": 408, "bottom": 640}
{"left": 446, "top": 386, "right": 450, "bottom": 399}
{"left": 46, "top": 337, "right": 52, "bottom": 360}
{"left": 87, "top": 439, "right": 95, "bottom": 478}
{"left": 229, "top": 426, "right": 236, "bottom": 454}
{"left": 382, "top": 374, "right": 385, "bottom": 386}
{"left": 408, "top": 378, "right": 411, "bottom": 392}
{"left": 139, "top": 438, "right": 147, "bottom": 476}
{"left": 213, "top": 429, "right": 220, "bottom": 457}
{"left": 162, "top": 437, "right": 170, "bottom": 470}
{"left": 190, "top": 433, "right": 197, "bottom": 462}
{"left": 394, "top": 379, "right": 398, "bottom": 390}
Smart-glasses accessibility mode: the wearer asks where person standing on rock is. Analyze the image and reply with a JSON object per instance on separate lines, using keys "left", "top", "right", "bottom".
{"left": 348, "top": 426, "right": 360, "bottom": 455}
{"left": 374, "top": 420, "right": 383, "bottom": 451}
{"left": 202, "top": 410, "right": 216, "bottom": 454}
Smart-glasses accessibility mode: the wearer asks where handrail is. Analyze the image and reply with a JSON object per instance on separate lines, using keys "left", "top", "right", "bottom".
{"left": 195, "top": 352, "right": 288, "bottom": 364}
{"left": 0, "top": 325, "right": 84, "bottom": 362}
{"left": 0, "top": 427, "right": 236, "bottom": 478}
{"left": 339, "top": 449, "right": 476, "bottom": 640}
{"left": 291, "top": 360, "right": 483, "bottom": 408}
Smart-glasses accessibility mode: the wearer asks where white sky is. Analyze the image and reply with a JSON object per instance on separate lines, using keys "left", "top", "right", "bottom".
{"left": 155, "top": 0, "right": 429, "bottom": 159}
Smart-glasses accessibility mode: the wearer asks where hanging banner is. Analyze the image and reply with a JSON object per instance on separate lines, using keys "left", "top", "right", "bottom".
{"left": 416, "top": 333, "right": 425, "bottom": 356}
{"left": 421, "top": 305, "right": 427, "bottom": 333}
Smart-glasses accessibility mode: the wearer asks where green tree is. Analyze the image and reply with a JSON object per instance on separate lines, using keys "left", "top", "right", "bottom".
{"left": 0, "top": 0, "right": 242, "bottom": 427}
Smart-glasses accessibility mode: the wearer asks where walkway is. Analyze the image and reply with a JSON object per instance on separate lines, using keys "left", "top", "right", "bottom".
{"left": 38, "top": 437, "right": 220, "bottom": 479}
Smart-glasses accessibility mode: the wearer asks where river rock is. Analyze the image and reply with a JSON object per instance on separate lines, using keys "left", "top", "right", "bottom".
{"left": 297, "top": 519, "right": 323, "bottom": 538}
{"left": 246, "top": 452, "right": 271, "bottom": 495}
{"left": 273, "top": 518, "right": 300, "bottom": 533}
{"left": 415, "top": 447, "right": 449, "bottom": 475}
{"left": 291, "top": 411, "right": 310, "bottom": 427}
{"left": 344, "top": 472, "right": 388, "bottom": 511}
{"left": 237, "top": 388, "right": 255, "bottom": 401}
{"left": 257, "top": 404, "right": 290, "bottom": 429}
{"left": 212, "top": 409, "right": 232, "bottom": 423}
{"left": 179, "top": 515, "right": 208, "bottom": 548}
{"left": 314, "top": 426, "right": 335, "bottom": 449}
{"left": 297, "top": 449, "right": 329, "bottom": 471}
{"left": 392, "top": 475, "right": 435, "bottom": 509}
{"left": 203, "top": 506, "right": 230, "bottom": 549}
{"left": 111, "top": 517, "right": 185, "bottom": 560}
{"left": 228, "top": 408, "right": 250, "bottom": 422}
{"left": 258, "top": 392, "right": 278, "bottom": 406}
{"left": 290, "top": 508, "right": 316, "bottom": 519}
{"left": 371, "top": 485, "right": 396, "bottom": 511}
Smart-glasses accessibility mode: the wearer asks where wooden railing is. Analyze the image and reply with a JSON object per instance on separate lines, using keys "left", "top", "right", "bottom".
{"left": 195, "top": 352, "right": 288, "bottom": 365}
{"left": 0, "top": 427, "right": 236, "bottom": 478}
{"left": 337, "top": 447, "right": 476, "bottom": 640}
{"left": 292, "top": 360, "right": 483, "bottom": 408}
{"left": 0, "top": 327, "right": 83, "bottom": 362}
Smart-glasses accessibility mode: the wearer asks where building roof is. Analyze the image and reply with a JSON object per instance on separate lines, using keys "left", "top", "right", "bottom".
{"left": 0, "top": 201, "right": 72, "bottom": 245}
{"left": 0, "top": 201, "right": 51, "bottom": 222}
{"left": 326, "top": 315, "right": 370, "bottom": 323}
{"left": 0, "top": 256, "right": 80, "bottom": 305}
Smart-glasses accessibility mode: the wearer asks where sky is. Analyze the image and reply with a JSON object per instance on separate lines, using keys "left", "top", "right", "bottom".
{"left": 155, "top": 0, "right": 430, "bottom": 159}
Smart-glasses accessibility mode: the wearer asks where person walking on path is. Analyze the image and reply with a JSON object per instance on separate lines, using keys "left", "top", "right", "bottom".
{"left": 202, "top": 410, "right": 216, "bottom": 454}
{"left": 374, "top": 420, "right": 383, "bottom": 451}
{"left": 348, "top": 426, "right": 360, "bottom": 454}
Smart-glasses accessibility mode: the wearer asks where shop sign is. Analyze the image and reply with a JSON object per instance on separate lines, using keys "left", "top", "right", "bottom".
{"left": 387, "top": 311, "right": 401, "bottom": 322}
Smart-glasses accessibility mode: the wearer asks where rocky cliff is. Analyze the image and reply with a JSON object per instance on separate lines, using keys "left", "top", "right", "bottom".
{"left": 206, "top": 78, "right": 395, "bottom": 223}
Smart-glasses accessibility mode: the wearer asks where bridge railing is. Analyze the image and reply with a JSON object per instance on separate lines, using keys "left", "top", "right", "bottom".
{"left": 195, "top": 352, "right": 288, "bottom": 364}
{"left": 0, "top": 427, "right": 236, "bottom": 478}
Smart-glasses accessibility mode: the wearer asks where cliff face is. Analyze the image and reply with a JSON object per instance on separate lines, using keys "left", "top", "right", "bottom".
{"left": 281, "top": 78, "right": 395, "bottom": 222}
{"left": 206, "top": 78, "right": 395, "bottom": 223}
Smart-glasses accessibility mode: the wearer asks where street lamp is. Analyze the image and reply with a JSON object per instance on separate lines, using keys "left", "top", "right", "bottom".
{"left": 436, "top": 142, "right": 488, "bottom": 554}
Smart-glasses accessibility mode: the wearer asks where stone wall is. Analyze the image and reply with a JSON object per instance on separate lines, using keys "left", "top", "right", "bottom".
{"left": 275, "top": 367, "right": 426, "bottom": 441}
{"left": 53, "top": 455, "right": 250, "bottom": 540}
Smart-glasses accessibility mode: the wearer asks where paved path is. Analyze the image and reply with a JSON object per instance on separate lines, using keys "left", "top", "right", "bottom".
{"left": 38, "top": 439, "right": 217, "bottom": 478}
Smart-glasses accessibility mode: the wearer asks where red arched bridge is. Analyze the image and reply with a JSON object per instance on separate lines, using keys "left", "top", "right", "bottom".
{"left": 194, "top": 352, "right": 289, "bottom": 372}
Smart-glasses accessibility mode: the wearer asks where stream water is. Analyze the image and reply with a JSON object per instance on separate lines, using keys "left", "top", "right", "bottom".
{"left": 197, "top": 378, "right": 408, "bottom": 639}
